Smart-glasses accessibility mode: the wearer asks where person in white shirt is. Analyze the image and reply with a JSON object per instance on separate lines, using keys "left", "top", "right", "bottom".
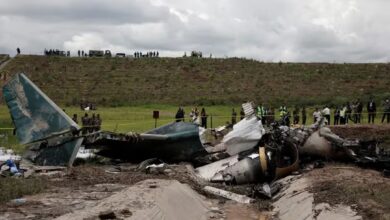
{"left": 322, "top": 106, "right": 331, "bottom": 124}
{"left": 313, "top": 108, "right": 322, "bottom": 122}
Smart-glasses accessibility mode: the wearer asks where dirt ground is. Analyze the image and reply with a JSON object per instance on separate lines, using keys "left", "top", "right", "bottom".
{"left": 330, "top": 124, "right": 390, "bottom": 147}
{"left": 0, "top": 164, "right": 271, "bottom": 220}
{"left": 0, "top": 124, "right": 389, "bottom": 219}
{"left": 307, "top": 164, "right": 390, "bottom": 220}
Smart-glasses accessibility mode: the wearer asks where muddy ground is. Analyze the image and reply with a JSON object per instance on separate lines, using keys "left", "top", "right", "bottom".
{"left": 0, "top": 125, "right": 389, "bottom": 219}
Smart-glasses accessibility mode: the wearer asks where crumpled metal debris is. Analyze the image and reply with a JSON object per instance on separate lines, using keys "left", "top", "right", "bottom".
{"left": 2, "top": 73, "right": 389, "bottom": 196}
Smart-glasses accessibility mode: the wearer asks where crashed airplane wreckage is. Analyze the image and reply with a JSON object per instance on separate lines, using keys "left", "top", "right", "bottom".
{"left": 3, "top": 73, "right": 390, "bottom": 185}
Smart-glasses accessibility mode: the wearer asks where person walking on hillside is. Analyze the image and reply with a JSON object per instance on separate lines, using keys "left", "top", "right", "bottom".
{"left": 231, "top": 108, "right": 237, "bottom": 125}
{"left": 382, "top": 99, "right": 390, "bottom": 123}
{"left": 200, "top": 108, "right": 208, "bottom": 128}
{"left": 301, "top": 106, "right": 307, "bottom": 125}
{"left": 367, "top": 98, "right": 377, "bottom": 124}
{"left": 16, "top": 47, "right": 21, "bottom": 55}
{"left": 322, "top": 105, "right": 331, "bottom": 125}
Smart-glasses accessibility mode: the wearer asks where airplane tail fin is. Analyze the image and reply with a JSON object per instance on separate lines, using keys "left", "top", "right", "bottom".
{"left": 2, "top": 73, "right": 82, "bottom": 166}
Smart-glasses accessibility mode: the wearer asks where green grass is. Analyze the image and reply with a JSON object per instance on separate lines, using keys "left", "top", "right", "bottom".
{"left": 0, "top": 56, "right": 389, "bottom": 152}
{"left": 0, "top": 104, "right": 388, "bottom": 154}
{"left": 0, "top": 177, "right": 46, "bottom": 203}
{"left": 1, "top": 55, "right": 390, "bottom": 107}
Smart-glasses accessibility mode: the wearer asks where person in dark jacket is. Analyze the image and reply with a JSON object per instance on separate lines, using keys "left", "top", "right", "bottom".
{"left": 355, "top": 99, "right": 363, "bottom": 123}
{"left": 231, "top": 108, "right": 237, "bottom": 125}
{"left": 72, "top": 114, "right": 78, "bottom": 124}
{"left": 240, "top": 107, "right": 245, "bottom": 120}
{"left": 293, "top": 107, "right": 299, "bottom": 125}
{"left": 334, "top": 107, "right": 340, "bottom": 125}
{"left": 301, "top": 106, "right": 307, "bottom": 125}
{"left": 367, "top": 98, "right": 376, "bottom": 124}
{"left": 200, "top": 108, "right": 208, "bottom": 128}
{"left": 175, "top": 107, "right": 185, "bottom": 122}
{"left": 382, "top": 99, "right": 390, "bottom": 123}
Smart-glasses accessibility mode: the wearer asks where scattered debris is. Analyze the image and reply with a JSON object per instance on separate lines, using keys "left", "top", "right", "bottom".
{"left": 203, "top": 186, "right": 255, "bottom": 204}
{"left": 1, "top": 73, "right": 390, "bottom": 219}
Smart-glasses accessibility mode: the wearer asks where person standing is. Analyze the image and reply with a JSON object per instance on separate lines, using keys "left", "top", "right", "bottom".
{"left": 313, "top": 108, "right": 321, "bottom": 123}
{"left": 334, "top": 107, "right": 340, "bottom": 125}
{"left": 279, "top": 105, "right": 287, "bottom": 120}
{"left": 200, "top": 108, "right": 208, "bottom": 128}
{"left": 356, "top": 99, "right": 363, "bottom": 123}
{"left": 340, "top": 105, "right": 347, "bottom": 125}
{"left": 293, "top": 107, "right": 299, "bottom": 125}
{"left": 240, "top": 107, "right": 245, "bottom": 120}
{"left": 346, "top": 102, "right": 352, "bottom": 124}
{"left": 72, "top": 114, "right": 78, "bottom": 124}
{"left": 367, "top": 98, "right": 376, "bottom": 124}
{"left": 16, "top": 47, "right": 21, "bottom": 55}
{"left": 382, "top": 99, "right": 390, "bottom": 123}
{"left": 322, "top": 105, "right": 331, "bottom": 125}
{"left": 81, "top": 113, "right": 89, "bottom": 134}
{"left": 96, "top": 114, "right": 102, "bottom": 130}
{"left": 231, "top": 108, "right": 237, "bottom": 125}
{"left": 268, "top": 108, "right": 275, "bottom": 124}
{"left": 175, "top": 107, "right": 184, "bottom": 122}
{"left": 257, "top": 104, "right": 266, "bottom": 124}
{"left": 301, "top": 106, "right": 307, "bottom": 125}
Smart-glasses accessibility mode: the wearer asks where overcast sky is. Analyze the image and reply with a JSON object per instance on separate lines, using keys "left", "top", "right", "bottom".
{"left": 0, "top": 0, "right": 389, "bottom": 62}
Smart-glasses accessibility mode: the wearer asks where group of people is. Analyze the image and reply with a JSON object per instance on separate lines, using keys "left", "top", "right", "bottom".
{"left": 77, "top": 50, "right": 88, "bottom": 57}
{"left": 134, "top": 51, "right": 159, "bottom": 58}
{"left": 323, "top": 98, "right": 390, "bottom": 125}
{"left": 280, "top": 98, "right": 390, "bottom": 126}
{"left": 175, "top": 107, "right": 208, "bottom": 128}
{"left": 72, "top": 113, "right": 102, "bottom": 132}
{"left": 44, "top": 49, "right": 70, "bottom": 57}
{"left": 174, "top": 98, "right": 390, "bottom": 129}
{"left": 80, "top": 102, "right": 97, "bottom": 111}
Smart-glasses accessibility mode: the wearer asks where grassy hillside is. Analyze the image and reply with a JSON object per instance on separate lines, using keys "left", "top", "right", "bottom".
{"left": 1, "top": 55, "right": 390, "bottom": 107}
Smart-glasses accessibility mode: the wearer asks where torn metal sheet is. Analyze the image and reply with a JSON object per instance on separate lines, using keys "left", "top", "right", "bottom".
{"left": 217, "top": 116, "right": 265, "bottom": 156}
{"left": 242, "top": 102, "right": 255, "bottom": 118}
{"left": 3, "top": 73, "right": 83, "bottom": 166}
{"left": 195, "top": 155, "right": 239, "bottom": 181}
{"left": 84, "top": 122, "right": 207, "bottom": 163}
{"left": 211, "top": 153, "right": 263, "bottom": 184}
{"left": 203, "top": 186, "right": 255, "bottom": 204}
